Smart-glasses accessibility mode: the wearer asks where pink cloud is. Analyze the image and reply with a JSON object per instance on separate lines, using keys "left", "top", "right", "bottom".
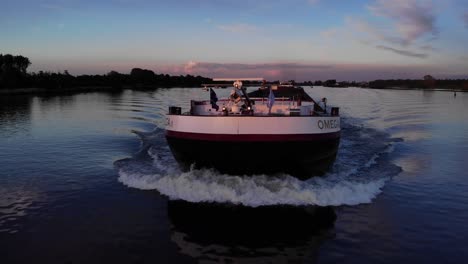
{"left": 174, "top": 62, "right": 333, "bottom": 80}
{"left": 29, "top": 59, "right": 466, "bottom": 82}
{"left": 265, "top": 69, "right": 282, "bottom": 78}
{"left": 159, "top": 61, "right": 450, "bottom": 81}
{"left": 183, "top": 61, "right": 198, "bottom": 74}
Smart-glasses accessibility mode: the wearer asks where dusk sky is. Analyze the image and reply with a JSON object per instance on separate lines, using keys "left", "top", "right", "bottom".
{"left": 2, "top": 0, "right": 468, "bottom": 81}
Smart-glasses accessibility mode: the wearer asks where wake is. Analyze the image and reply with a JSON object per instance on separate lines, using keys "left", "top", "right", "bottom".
{"left": 114, "top": 119, "right": 402, "bottom": 207}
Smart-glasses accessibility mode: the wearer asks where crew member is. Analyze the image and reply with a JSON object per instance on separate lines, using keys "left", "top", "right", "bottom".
{"left": 318, "top": 97, "right": 327, "bottom": 113}
{"left": 230, "top": 89, "right": 242, "bottom": 104}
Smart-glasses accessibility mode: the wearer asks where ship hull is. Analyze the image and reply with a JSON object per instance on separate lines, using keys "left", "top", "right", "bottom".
{"left": 165, "top": 115, "right": 341, "bottom": 179}
{"left": 166, "top": 131, "right": 340, "bottom": 179}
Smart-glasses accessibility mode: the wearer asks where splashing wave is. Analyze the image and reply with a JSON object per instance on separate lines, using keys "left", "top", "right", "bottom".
{"left": 114, "top": 119, "right": 401, "bottom": 207}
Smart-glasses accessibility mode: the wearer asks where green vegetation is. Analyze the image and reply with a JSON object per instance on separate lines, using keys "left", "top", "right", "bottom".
{"left": 0, "top": 54, "right": 211, "bottom": 92}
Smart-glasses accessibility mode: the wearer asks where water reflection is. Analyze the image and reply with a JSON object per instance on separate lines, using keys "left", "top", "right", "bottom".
{"left": 0, "top": 186, "right": 44, "bottom": 234}
{"left": 0, "top": 95, "right": 33, "bottom": 136}
{"left": 168, "top": 201, "right": 336, "bottom": 263}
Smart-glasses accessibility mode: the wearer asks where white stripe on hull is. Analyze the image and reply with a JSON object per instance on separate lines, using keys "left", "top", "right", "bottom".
{"left": 166, "top": 115, "right": 340, "bottom": 135}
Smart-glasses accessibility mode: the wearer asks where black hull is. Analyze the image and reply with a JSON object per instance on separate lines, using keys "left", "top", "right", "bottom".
{"left": 166, "top": 133, "right": 340, "bottom": 179}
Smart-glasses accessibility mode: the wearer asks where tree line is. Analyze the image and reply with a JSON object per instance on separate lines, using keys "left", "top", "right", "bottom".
{"left": 299, "top": 78, "right": 468, "bottom": 89}
{"left": 2, "top": 54, "right": 467, "bottom": 91}
{"left": 0, "top": 54, "right": 211, "bottom": 91}
{"left": 299, "top": 80, "right": 366, "bottom": 87}
{"left": 0, "top": 54, "right": 31, "bottom": 88}
{"left": 367, "top": 78, "right": 468, "bottom": 90}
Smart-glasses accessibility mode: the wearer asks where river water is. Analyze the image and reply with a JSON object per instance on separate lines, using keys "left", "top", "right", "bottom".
{"left": 1, "top": 87, "right": 467, "bottom": 263}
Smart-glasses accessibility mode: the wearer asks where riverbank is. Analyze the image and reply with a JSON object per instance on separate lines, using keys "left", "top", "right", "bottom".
{"left": 367, "top": 86, "right": 468, "bottom": 92}
{"left": 0, "top": 86, "right": 124, "bottom": 95}
{"left": 2, "top": 85, "right": 467, "bottom": 96}
{"left": 0, "top": 85, "right": 184, "bottom": 95}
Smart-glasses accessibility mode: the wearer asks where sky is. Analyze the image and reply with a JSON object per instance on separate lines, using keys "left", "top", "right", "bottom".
{"left": 1, "top": 0, "right": 467, "bottom": 81}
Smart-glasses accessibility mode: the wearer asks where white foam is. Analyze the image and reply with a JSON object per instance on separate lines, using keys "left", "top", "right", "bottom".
{"left": 117, "top": 166, "right": 388, "bottom": 207}
{"left": 116, "top": 123, "right": 399, "bottom": 207}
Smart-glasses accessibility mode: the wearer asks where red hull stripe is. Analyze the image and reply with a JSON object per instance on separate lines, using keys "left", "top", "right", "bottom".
{"left": 166, "top": 130, "right": 341, "bottom": 142}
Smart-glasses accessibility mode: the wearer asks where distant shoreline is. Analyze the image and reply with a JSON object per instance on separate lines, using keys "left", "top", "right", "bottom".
{"left": 0, "top": 85, "right": 200, "bottom": 95}
{"left": 0, "top": 86, "right": 121, "bottom": 95}
{"left": 1, "top": 85, "right": 466, "bottom": 96}
{"left": 365, "top": 86, "right": 467, "bottom": 92}
{"left": 2, "top": 54, "right": 467, "bottom": 96}
{"left": 1, "top": 54, "right": 212, "bottom": 94}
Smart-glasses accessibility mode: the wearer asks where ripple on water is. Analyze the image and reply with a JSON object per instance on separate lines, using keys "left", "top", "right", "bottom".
{"left": 0, "top": 187, "right": 44, "bottom": 234}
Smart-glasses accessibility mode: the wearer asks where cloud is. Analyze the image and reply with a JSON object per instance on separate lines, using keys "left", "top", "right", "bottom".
{"left": 181, "top": 62, "right": 332, "bottom": 71}
{"left": 320, "top": 28, "right": 339, "bottom": 39}
{"left": 308, "top": 0, "right": 320, "bottom": 5}
{"left": 33, "top": 59, "right": 459, "bottom": 82}
{"left": 172, "top": 61, "right": 452, "bottom": 81}
{"left": 171, "top": 61, "right": 334, "bottom": 80}
{"left": 184, "top": 60, "right": 198, "bottom": 73}
{"left": 376, "top": 45, "right": 428, "bottom": 58}
{"left": 347, "top": 17, "right": 407, "bottom": 46}
{"left": 160, "top": 61, "right": 443, "bottom": 81}
{"left": 419, "top": 44, "right": 436, "bottom": 51}
{"left": 464, "top": 12, "right": 468, "bottom": 28}
{"left": 367, "top": 0, "right": 437, "bottom": 45}
{"left": 344, "top": 1, "right": 438, "bottom": 58}
{"left": 40, "top": 3, "right": 69, "bottom": 11}
{"left": 217, "top": 23, "right": 258, "bottom": 33}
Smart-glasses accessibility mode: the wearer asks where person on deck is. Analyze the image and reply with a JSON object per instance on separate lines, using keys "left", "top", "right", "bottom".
{"left": 318, "top": 98, "right": 327, "bottom": 113}
{"left": 230, "top": 89, "right": 242, "bottom": 104}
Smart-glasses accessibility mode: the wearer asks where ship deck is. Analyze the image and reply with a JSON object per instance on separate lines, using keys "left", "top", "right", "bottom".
{"left": 186, "top": 98, "right": 336, "bottom": 117}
